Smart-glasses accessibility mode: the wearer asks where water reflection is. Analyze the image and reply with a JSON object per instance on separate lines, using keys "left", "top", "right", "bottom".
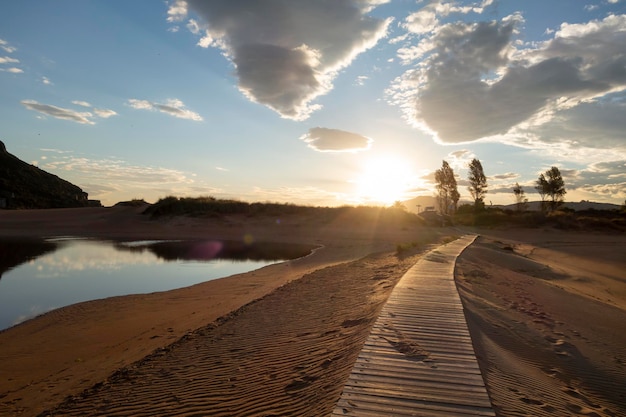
{"left": 118, "top": 239, "right": 314, "bottom": 262}
{"left": 0, "top": 238, "right": 314, "bottom": 330}
{"left": 0, "top": 238, "right": 58, "bottom": 280}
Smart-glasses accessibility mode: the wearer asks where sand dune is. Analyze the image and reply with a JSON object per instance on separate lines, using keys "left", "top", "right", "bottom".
{"left": 456, "top": 231, "right": 626, "bottom": 416}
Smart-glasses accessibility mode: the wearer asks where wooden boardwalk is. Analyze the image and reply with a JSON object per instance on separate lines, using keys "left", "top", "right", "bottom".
{"left": 332, "top": 235, "right": 494, "bottom": 416}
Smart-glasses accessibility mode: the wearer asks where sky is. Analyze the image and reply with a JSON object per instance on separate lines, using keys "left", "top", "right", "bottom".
{"left": 1, "top": 0, "right": 625, "bottom": 208}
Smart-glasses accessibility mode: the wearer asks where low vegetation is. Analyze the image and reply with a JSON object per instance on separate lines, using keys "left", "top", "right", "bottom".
{"left": 453, "top": 205, "right": 626, "bottom": 232}
{"left": 114, "top": 199, "right": 149, "bottom": 207}
{"left": 396, "top": 241, "right": 419, "bottom": 254}
{"left": 144, "top": 195, "right": 426, "bottom": 225}
{"left": 143, "top": 196, "right": 624, "bottom": 233}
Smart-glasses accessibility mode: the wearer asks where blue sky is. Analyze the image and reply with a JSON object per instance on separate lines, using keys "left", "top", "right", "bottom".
{"left": 1, "top": 0, "right": 625, "bottom": 207}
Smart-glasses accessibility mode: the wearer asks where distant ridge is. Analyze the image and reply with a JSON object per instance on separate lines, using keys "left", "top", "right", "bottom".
{"left": 0, "top": 140, "right": 97, "bottom": 209}
{"left": 402, "top": 195, "right": 438, "bottom": 213}
{"left": 494, "top": 200, "right": 621, "bottom": 212}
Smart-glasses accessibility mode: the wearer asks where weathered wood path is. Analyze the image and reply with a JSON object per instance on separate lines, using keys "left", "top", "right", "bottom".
{"left": 332, "top": 234, "right": 494, "bottom": 416}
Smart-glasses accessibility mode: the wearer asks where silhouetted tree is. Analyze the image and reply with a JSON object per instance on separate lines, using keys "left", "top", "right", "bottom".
{"left": 513, "top": 182, "right": 528, "bottom": 212}
{"left": 535, "top": 173, "right": 549, "bottom": 212}
{"left": 467, "top": 158, "right": 487, "bottom": 211}
{"left": 535, "top": 167, "right": 566, "bottom": 212}
{"left": 392, "top": 200, "right": 406, "bottom": 211}
{"left": 435, "top": 160, "right": 459, "bottom": 215}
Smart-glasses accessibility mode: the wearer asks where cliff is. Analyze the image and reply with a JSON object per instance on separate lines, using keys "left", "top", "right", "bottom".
{"left": 0, "top": 140, "right": 92, "bottom": 209}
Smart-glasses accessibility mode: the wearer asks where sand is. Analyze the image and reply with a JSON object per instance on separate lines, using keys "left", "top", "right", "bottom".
{"left": 456, "top": 229, "right": 626, "bottom": 417}
{"left": 0, "top": 206, "right": 444, "bottom": 416}
{"left": 0, "top": 206, "right": 625, "bottom": 416}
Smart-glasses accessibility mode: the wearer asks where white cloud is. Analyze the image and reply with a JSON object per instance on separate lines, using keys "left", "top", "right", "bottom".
{"left": 251, "top": 185, "right": 348, "bottom": 207}
{"left": 1, "top": 67, "right": 23, "bottom": 73}
{"left": 404, "top": 8, "right": 438, "bottom": 35}
{"left": 0, "top": 40, "right": 21, "bottom": 73}
{"left": 388, "top": 13, "right": 626, "bottom": 155}
{"left": 169, "top": 0, "right": 391, "bottom": 120}
{"left": 0, "top": 39, "right": 17, "bottom": 53}
{"left": 39, "top": 152, "right": 217, "bottom": 205}
{"left": 127, "top": 98, "right": 203, "bottom": 121}
{"left": 0, "top": 56, "right": 19, "bottom": 64}
{"left": 39, "top": 148, "right": 73, "bottom": 154}
{"left": 510, "top": 93, "right": 626, "bottom": 157}
{"left": 127, "top": 99, "right": 152, "bottom": 110}
{"left": 21, "top": 100, "right": 96, "bottom": 124}
{"left": 41, "top": 76, "right": 52, "bottom": 85}
{"left": 93, "top": 108, "right": 117, "bottom": 118}
{"left": 300, "top": 127, "right": 373, "bottom": 152}
{"left": 355, "top": 75, "right": 369, "bottom": 86}
{"left": 491, "top": 172, "right": 519, "bottom": 182}
{"left": 561, "top": 160, "right": 626, "bottom": 202}
{"left": 72, "top": 100, "right": 92, "bottom": 107}
{"left": 167, "top": 0, "right": 188, "bottom": 22}
{"left": 21, "top": 100, "right": 117, "bottom": 124}
{"left": 43, "top": 156, "right": 194, "bottom": 184}
{"left": 446, "top": 149, "right": 475, "bottom": 170}
{"left": 186, "top": 19, "right": 200, "bottom": 35}
{"left": 402, "top": 0, "right": 495, "bottom": 36}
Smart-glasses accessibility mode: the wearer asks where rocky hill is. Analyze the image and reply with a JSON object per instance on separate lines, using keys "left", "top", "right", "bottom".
{"left": 0, "top": 140, "right": 96, "bottom": 209}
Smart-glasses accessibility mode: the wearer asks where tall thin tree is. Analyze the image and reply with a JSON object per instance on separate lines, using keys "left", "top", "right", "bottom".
{"left": 546, "top": 166, "right": 566, "bottom": 211}
{"left": 467, "top": 158, "right": 487, "bottom": 211}
{"left": 535, "top": 173, "right": 549, "bottom": 212}
{"left": 435, "top": 160, "right": 459, "bottom": 215}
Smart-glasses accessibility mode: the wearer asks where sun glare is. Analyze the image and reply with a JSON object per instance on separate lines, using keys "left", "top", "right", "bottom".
{"left": 354, "top": 156, "right": 413, "bottom": 206}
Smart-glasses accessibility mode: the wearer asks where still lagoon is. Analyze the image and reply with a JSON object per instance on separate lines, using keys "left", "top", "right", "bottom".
{"left": 0, "top": 238, "right": 314, "bottom": 330}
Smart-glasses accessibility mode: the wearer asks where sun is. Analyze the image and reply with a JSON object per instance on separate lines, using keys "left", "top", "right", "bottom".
{"left": 354, "top": 156, "right": 413, "bottom": 206}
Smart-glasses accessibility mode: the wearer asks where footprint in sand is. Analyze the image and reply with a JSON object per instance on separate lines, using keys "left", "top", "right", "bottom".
{"left": 284, "top": 375, "right": 319, "bottom": 393}
{"left": 341, "top": 318, "right": 370, "bottom": 328}
{"left": 382, "top": 335, "right": 431, "bottom": 361}
{"left": 519, "top": 396, "right": 544, "bottom": 405}
{"left": 541, "top": 366, "right": 560, "bottom": 378}
{"left": 565, "top": 402, "right": 602, "bottom": 416}
{"left": 563, "top": 387, "right": 601, "bottom": 409}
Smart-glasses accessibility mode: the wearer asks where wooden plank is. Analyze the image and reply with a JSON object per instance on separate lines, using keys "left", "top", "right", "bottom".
{"left": 332, "top": 235, "right": 495, "bottom": 416}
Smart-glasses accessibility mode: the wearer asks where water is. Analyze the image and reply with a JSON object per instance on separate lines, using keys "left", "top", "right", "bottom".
{"left": 0, "top": 238, "right": 313, "bottom": 330}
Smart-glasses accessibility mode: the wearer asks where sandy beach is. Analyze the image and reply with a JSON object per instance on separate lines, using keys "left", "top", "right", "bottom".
{"left": 0, "top": 206, "right": 625, "bottom": 416}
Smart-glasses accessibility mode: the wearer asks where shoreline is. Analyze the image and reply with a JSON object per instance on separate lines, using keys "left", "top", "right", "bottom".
{"left": 1, "top": 207, "right": 625, "bottom": 416}
{"left": 0, "top": 206, "right": 445, "bottom": 416}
